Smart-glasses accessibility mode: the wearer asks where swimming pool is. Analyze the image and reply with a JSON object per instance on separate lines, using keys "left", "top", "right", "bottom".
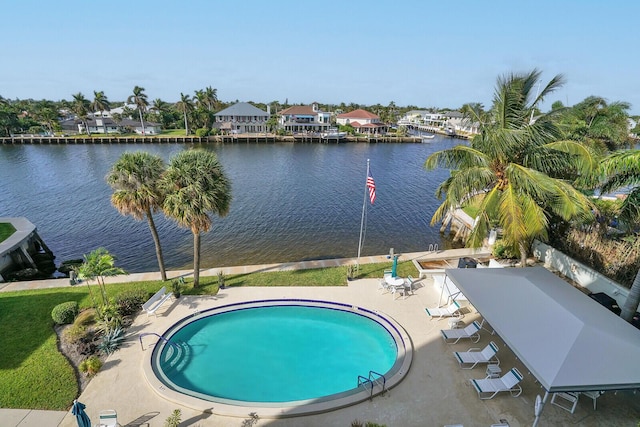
{"left": 145, "top": 299, "right": 412, "bottom": 417}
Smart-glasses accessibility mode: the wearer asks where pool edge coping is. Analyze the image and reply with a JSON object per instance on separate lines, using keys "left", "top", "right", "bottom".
{"left": 140, "top": 298, "right": 413, "bottom": 418}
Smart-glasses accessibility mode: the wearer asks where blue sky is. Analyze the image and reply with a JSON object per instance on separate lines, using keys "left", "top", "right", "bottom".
{"left": 1, "top": 0, "right": 638, "bottom": 114}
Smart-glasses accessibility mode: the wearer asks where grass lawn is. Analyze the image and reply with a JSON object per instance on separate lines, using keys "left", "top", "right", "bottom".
{"left": 0, "top": 261, "right": 417, "bottom": 410}
{"left": 0, "top": 222, "right": 16, "bottom": 243}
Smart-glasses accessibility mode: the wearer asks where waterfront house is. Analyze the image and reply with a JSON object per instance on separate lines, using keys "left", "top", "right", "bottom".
{"left": 59, "top": 117, "right": 161, "bottom": 135}
{"left": 213, "top": 102, "right": 270, "bottom": 134}
{"left": 336, "top": 109, "right": 388, "bottom": 135}
{"left": 278, "top": 102, "right": 331, "bottom": 134}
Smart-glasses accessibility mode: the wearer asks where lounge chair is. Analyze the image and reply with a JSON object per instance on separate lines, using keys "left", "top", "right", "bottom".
{"left": 454, "top": 341, "right": 500, "bottom": 369}
{"left": 97, "top": 409, "right": 118, "bottom": 426}
{"left": 425, "top": 300, "right": 462, "bottom": 319}
{"left": 441, "top": 320, "right": 482, "bottom": 344}
{"left": 470, "top": 367, "right": 523, "bottom": 400}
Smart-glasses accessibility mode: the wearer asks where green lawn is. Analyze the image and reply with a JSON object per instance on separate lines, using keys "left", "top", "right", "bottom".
{"left": 0, "top": 222, "right": 16, "bottom": 243}
{"left": 0, "top": 261, "right": 417, "bottom": 410}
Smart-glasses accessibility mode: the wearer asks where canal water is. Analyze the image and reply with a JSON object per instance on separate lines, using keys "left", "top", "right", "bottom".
{"left": 0, "top": 138, "right": 462, "bottom": 273}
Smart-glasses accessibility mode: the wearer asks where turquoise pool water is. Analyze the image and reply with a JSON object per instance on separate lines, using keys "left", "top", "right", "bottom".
{"left": 155, "top": 304, "right": 398, "bottom": 403}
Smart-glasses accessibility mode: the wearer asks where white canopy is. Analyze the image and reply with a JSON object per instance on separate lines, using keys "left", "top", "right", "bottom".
{"left": 445, "top": 266, "right": 640, "bottom": 393}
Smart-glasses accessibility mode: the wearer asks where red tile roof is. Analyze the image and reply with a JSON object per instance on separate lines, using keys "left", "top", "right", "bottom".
{"left": 337, "top": 109, "right": 379, "bottom": 119}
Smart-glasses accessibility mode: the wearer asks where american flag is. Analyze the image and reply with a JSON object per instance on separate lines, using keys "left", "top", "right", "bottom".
{"left": 366, "top": 169, "right": 376, "bottom": 205}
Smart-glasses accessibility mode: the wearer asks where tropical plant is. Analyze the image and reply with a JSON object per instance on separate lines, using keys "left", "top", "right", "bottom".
{"left": 97, "top": 326, "right": 125, "bottom": 355}
{"left": 425, "top": 69, "right": 596, "bottom": 266}
{"left": 217, "top": 270, "right": 225, "bottom": 289}
{"left": 71, "top": 92, "right": 91, "bottom": 135}
{"left": 592, "top": 149, "right": 640, "bottom": 321}
{"left": 566, "top": 96, "right": 631, "bottom": 150}
{"left": 77, "top": 248, "right": 127, "bottom": 306}
{"left": 161, "top": 150, "right": 232, "bottom": 287}
{"left": 79, "top": 355, "right": 103, "bottom": 376}
{"left": 175, "top": 92, "right": 194, "bottom": 135}
{"left": 106, "top": 151, "right": 167, "bottom": 280}
{"left": 127, "top": 85, "right": 149, "bottom": 135}
{"left": 90, "top": 90, "right": 111, "bottom": 134}
{"left": 164, "top": 409, "right": 182, "bottom": 427}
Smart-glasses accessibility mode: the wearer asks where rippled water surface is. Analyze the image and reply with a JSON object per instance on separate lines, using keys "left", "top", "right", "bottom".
{"left": 0, "top": 139, "right": 460, "bottom": 272}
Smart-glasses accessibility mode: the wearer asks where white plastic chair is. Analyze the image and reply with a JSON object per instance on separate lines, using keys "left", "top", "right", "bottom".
{"left": 441, "top": 320, "right": 482, "bottom": 344}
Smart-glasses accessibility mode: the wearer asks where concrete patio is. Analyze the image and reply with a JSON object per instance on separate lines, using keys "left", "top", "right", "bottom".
{"left": 55, "top": 274, "right": 640, "bottom": 427}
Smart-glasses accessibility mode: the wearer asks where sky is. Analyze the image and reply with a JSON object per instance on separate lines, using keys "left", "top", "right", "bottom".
{"left": 1, "top": 0, "right": 639, "bottom": 114}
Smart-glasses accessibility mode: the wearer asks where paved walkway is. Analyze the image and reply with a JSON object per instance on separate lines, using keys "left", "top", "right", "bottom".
{"left": 0, "top": 247, "right": 492, "bottom": 427}
{"left": 0, "top": 247, "right": 490, "bottom": 293}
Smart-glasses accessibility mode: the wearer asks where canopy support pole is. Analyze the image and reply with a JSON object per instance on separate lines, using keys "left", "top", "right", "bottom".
{"left": 532, "top": 390, "right": 549, "bottom": 427}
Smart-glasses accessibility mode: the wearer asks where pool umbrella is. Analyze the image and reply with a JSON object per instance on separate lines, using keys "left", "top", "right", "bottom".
{"left": 71, "top": 399, "right": 91, "bottom": 427}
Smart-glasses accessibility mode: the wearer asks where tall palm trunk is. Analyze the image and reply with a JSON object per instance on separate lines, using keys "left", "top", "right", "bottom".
{"left": 193, "top": 231, "right": 201, "bottom": 287}
{"left": 622, "top": 270, "right": 640, "bottom": 322}
{"left": 138, "top": 109, "right": 146, "bottom": 135}
{"left": 145, "top": 207, "right": 166, "bottom": 281}
{"left": 184, "top": 111, "right": 189, "bottom": 136}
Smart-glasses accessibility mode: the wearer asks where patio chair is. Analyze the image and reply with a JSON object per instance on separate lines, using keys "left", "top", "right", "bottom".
{"left": 425, "top": 300, "right": 462, "bottom": 320}
{"left": 441, "top": 320, "right": 482, "bottom": 344}
{"left": 454, "top": 341, "right": 500, "bottom": 369}
{"left": 377, "top": 278, "right": 392, "bottom": 294}
{"left": 470, "top": 367, "right": 523, "bottom": 400}
{"left": 97, "top": 409, "right": 119, "bottom": 427}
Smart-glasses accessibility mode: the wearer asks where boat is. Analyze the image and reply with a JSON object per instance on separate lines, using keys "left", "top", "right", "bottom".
{"left": 421, "top": 135, "right": 435, "bottom": 142}
{"left": 321, "top": 128, "right": 347, "bottom": 140}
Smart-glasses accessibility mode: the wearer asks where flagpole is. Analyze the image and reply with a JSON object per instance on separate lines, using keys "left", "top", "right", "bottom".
{"left": 356, "top": 159, "right": 370, "bottom": 269}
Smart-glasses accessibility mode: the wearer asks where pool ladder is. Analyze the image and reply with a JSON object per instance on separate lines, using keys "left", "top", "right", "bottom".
{"left": 357, "top": 370, "right": 387, "bottom": 400}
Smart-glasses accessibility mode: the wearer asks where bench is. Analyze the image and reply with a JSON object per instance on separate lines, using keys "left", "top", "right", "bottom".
{"left": 142, "top": 286, "right": 173, "bottom": 317}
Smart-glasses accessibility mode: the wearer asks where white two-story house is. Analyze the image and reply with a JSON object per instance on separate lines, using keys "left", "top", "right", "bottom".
{"left": 278, "top": 102, "right": 331, "bottom": 133}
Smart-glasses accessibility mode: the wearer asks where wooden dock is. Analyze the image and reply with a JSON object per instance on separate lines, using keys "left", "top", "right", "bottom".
{"left": 0, "top": 134, "right": 446, "bottom": 145}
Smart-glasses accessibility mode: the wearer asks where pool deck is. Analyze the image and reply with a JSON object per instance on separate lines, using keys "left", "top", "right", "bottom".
{"left": 3, "top": 248, "right": 640, "bottom": 426}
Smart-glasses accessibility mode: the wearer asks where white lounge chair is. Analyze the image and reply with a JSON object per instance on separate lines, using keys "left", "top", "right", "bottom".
{"left": 454, "top": 341, "right": 500, "bottom": 369}
{"left": 471, "top": 367, "right": 523, "bottom": 400}
{"left": 441, "top": 320, "right": 482, "bottom": 344}
{"left": 425, "top": 300, "right": 462, "bottom": 319}
{"left": 97, "top": 409, "right": 118, "bottom": 426}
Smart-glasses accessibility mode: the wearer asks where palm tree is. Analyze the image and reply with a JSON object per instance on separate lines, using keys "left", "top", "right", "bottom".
{"left": 161, "top": 149, "right": 232, "bottom": 287}
{"left": 127, "top": 86, "right": 149, "bottom": 135}
{"left": 425, "top": 69, "right": 596, "bottom": 267}
{"left": 77, "top": 247, "right": 126, "bottom": 306}
{"left": 203, "top": 86, "right": 218, "bottom": 111}
{"left": 106, "top": 151, "right": 168, "bottom": 281}
{"left": 71, "top": 92, "right": 91, "bottom": 135}
{"left": 594, "top": 149, "right": 640, "bottom": 321}
{"left": 175, "top": 93, "right": 194, "bottom": 135}
{"left": 34, "top": 100, "right": 59, "bottom": 135}
{"left": 90, "top": 90, "right": 111, "bottom": 134}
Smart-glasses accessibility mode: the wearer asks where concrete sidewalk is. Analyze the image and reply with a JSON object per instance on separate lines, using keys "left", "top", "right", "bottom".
{"left": 0, "top": 247, "right": 490, "bottom": 293}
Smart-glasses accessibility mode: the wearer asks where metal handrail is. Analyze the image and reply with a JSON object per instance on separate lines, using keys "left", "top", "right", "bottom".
{"left": 369, "top": 370, "right": 387, "bottom": 395}
{"left": 139, "top": 332, "right": 179, "bottom": 351}
{"left": 357, "top": 375, "right": 374, "bottom": 399}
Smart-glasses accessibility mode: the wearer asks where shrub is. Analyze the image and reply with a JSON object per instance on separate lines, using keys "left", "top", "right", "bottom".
{"left": 97, "top": 327, "right": 125, "bottom": 355}
{"left": 195, "top": 128, "right": 209, "bottom": 137}
{"left": 114, "top": 289, "right": 148, "bottom": 316}
{"left": 74, "top": 308, "right": 97, "bottom": 327}
{"left": 76, "top": 336, "right": 97, "bottom": 356}
{"left": 79, "top": 355, "right": 102, "bottom": 376}
{"left": 51, "top": 301, "right": 79, "bottom": 325}
{"left": 492, "top": 240, "right": 517, "bottom": 259}
{"left": 63, "top": 324, "right": 88, "bottom": 344}
{"left": 164, "top": 409, "right": 182, "bottom": 427}
{"left": 218, "top": 270, "right": 226, "bottom": 289}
